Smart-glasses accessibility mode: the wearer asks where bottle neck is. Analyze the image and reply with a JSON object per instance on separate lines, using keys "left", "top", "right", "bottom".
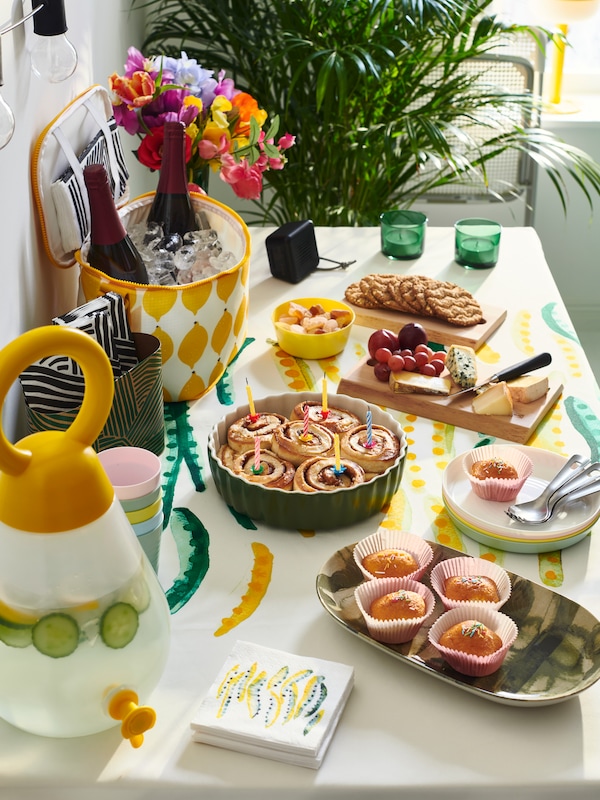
{"left": 156, "top": 123, "right": 189, "bottom": 195}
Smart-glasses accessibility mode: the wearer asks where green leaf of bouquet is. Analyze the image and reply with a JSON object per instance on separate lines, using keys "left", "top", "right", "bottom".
{"left": 248, "top": 116, "right": 261, "bottom": 146}
{"left": 264, "top": 116, "right": 280, "bottom": 141}
{"left": 246, "top": 147, "right": 260, "bottom": 166}
{"left": 263, "top": 143, "right": 281, "bottom": 159}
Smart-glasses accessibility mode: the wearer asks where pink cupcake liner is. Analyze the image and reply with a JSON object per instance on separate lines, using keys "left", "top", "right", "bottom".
{"left": 463, "top": 445, "right": 534, "bottom": 503}
{"left": 428, "top": 605, "right": 518, "bottom": 677}
{"left": 355, "top": 577, "right": 436, "bottom": 644}
{"left": 429, "top": 556, "right": 511, "bottom": 611}
{"left": 353, "top": 528, "right": 434, "bottom": 582}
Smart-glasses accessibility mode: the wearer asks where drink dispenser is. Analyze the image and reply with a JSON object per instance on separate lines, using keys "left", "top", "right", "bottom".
{"left": 0, "top": 326, "right": 170, "bottom": 744}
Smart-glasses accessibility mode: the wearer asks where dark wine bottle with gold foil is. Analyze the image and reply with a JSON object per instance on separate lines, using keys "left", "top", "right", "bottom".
{"left": 147, "top": 121, "right": 199, "bottom": 236}
{"left": 83, "top": 164, "right": 149, "bottom": 284}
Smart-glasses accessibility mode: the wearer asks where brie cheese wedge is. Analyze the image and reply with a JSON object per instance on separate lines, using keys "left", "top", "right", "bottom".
{"left": 507, "top": 374, "right": 549, "bottom": 404}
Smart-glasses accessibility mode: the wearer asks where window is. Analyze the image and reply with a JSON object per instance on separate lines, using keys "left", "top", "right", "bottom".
{"left": 492, "top": 0, "right": 600, "bottom": 77}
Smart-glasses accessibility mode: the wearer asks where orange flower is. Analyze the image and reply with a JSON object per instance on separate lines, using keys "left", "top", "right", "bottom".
{"left": 231, "top": 92, "right": 267, "bottom": 137}
{"left": 109, "top": 70, "right": 156, "bottom": 109}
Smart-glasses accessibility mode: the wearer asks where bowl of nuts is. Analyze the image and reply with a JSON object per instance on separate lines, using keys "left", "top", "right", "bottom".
{"left": 271, "top": 297, "right": 355, "bottom": 359}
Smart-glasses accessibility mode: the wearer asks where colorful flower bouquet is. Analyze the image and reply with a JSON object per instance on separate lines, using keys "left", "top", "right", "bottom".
{"left": 109, "top": 48, "right": 295, "bottom": 200}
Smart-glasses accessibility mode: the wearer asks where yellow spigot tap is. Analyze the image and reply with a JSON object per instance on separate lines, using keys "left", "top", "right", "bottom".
{"left": 106, "top": 687, "right": 157, "bottom": 748}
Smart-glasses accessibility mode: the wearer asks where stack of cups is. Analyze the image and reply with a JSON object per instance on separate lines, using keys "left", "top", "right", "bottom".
{"left": 98, "top": 446, "right": 163, "bottom": 572}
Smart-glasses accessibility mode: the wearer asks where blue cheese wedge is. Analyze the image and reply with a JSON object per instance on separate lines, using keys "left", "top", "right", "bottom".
{"left": 389, "top": 371, "right": 452, "bottom": 395}
{"left": 445, "top": 344, "right": 477, "bottom": 389}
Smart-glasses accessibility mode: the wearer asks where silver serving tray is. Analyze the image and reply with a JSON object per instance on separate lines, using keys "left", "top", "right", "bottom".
{"left": 316, "top": 540, "right": 600, "bottom": 706}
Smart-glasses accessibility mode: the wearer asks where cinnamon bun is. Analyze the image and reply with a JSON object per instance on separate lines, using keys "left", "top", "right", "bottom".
{"left": 230, "top": 449, "right": 295, "bottom": 490}
{"left": 293, "top": 456, "right": 365, "bottom": 492}
{"left": 290, "top": 401, "right": 360, "bottom": 434}
{"left": 217, "top": 444, "right": 237, "bottom": 470}
{"left": 226, "top": 412, "right": 288, "bottom": 453}
{"left": 340, "top": 424, "right": 400, "bottom": 474}
{"left": 271, "top": 421, "right": 334, "bottom": 466}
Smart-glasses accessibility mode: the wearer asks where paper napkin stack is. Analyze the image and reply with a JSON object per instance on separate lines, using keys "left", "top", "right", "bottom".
{"left": 190, "top": 640, "right": 354, "bottom": 769}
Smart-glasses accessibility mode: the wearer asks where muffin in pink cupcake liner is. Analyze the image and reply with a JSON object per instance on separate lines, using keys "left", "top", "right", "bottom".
{"left": 428, "top": 605, "right": 518, "bottom": 677}
{"left": 430, "top": 556, "right": 511, "bottom": 611}
{"left": 353, "top": 528, "right": 434, "bottom": 582}
{"left": 354, "top": 577, "right": 436, "bottom": 644}
{"left": 463, "top": 445, "right": 534, "bottom": 502}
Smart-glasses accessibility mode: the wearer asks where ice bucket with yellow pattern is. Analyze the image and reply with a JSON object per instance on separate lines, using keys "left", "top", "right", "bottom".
{"left": 76, "top": 193, "right": 251, "bottom": 402}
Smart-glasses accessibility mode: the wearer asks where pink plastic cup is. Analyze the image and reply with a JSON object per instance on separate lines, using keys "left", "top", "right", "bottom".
{"left": 97, "top": 446, "right": 162, "bottom": 500}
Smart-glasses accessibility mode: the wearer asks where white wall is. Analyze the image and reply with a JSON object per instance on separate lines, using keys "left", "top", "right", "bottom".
{"left": 533, "top": 112, "right": 600, "bottom": 328}
{"left": 0, "top": 0, "right": 145, "bottom": 442}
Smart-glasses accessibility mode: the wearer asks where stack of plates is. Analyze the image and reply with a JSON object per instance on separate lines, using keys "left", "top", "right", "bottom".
{"left": 442, "top": 445, "right": 600, "bottom": 553}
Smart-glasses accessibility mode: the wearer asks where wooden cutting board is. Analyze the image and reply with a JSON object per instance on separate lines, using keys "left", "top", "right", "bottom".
{"left": 337, "top": 356, "right": 564, "bottom": 444}
{"left": 350, "top": 301, "right": 506, "bottom": 349}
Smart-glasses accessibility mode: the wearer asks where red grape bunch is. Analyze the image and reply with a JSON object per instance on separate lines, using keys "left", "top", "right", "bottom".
{"left": 368, "top": 323, "right": 446, "bottom": 383}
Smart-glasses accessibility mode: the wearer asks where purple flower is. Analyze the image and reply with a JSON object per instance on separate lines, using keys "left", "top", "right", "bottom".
{"left": 113, "top": 103, "right": 142, "bottom": 136}
{"left": 123, "top": 46, "right": 157, "bottom": 80}
{"left": 213, "top": 69, "right": 237, "bottom": 102}
{"left": 139, "top": 87, "right": 199, "bottom": 129}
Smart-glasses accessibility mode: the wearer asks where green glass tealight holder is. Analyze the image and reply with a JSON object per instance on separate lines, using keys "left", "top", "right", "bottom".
{"left": 380, "top": 210, "right": 427, "bottom": 260}
{"left": 454, "top": 218, "right": 502, "bottom": 269}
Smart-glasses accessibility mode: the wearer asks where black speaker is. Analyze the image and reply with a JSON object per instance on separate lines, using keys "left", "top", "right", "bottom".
{"left": 266, "top": 220, "right": 320, "bottom": 284}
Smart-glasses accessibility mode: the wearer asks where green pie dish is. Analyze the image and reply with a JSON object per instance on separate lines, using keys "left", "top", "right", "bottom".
{"left": 207, "top": 392, "right": 407, "bottom": 531}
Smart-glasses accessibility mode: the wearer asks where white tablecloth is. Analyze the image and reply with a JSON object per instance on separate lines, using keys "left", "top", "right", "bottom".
{"left": 1, "top": 226, "right": 600, "bottom": 799}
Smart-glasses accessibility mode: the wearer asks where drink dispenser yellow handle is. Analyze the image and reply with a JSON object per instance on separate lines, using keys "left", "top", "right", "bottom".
{"left": 0, "top": 326, "right": 116, "bottom": 532}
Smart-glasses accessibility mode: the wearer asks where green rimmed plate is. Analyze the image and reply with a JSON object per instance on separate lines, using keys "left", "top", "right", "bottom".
{"left": 441, "top": 445, "right": 600, "bottom": 553}
{"left": 444, "top": 502, "right": 591, "bottom": 554}
{"left": 316, "top": 539, "right": 600, "bottom": 705}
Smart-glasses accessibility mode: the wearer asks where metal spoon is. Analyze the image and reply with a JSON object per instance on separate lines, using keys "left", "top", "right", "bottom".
{"left": 506, "top": 467, "right": 600, "bottom": 525}
{"left": 546, "top": 477, "right": 600, "bottom": 520}
{"left": 505, "top": 454, "right": 590, "bottom": 524}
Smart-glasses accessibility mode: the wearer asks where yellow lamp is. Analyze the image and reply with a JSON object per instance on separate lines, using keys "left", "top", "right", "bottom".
{"left": 532, "top": 0, "right": 600, "bottom": 113}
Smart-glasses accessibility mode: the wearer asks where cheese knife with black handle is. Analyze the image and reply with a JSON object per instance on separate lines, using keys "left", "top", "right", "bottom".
{"left": 447, "top": 352, "right": 552, "bottom": 401}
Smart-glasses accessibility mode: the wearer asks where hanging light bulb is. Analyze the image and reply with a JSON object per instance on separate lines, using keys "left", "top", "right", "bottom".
{"left": 31, "top": 0, "right": 77, "bottom": 83}
{"left": 0, "top": 38, "right": 15, "bottom": 149}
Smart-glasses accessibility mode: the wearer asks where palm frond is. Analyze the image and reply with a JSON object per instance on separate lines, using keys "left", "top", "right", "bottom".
{"left": 131, "top": 0, "right": 600, "bottom": 225}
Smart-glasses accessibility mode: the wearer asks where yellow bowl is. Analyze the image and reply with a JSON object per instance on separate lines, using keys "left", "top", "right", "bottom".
{"left": 272, "top": 297, "right": 355, "bottom": 359}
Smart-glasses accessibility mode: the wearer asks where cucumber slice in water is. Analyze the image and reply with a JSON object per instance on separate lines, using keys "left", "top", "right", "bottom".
{"left": 0, "top": 622, "right": 33, "bottom": 648}
{"left": 32, "top": 613, "right": 80, "bottom": 658}
{"left": 100, "top": 602, "right": 139, "bottom": 649}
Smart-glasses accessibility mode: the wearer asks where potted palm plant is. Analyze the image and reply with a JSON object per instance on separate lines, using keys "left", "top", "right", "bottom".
{"left": 132, "top": 0, "right": 600, "bottom": 226}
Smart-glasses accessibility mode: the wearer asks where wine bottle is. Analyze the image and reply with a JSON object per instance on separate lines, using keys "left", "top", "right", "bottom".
{"left": 83, "top": 164, "right": 149, "bottom": 284}
{"left": 147, "top": 120, "right": 199, "bottom": 236}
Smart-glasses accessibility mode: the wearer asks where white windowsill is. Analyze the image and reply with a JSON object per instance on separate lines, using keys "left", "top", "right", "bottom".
{"left": 542, "top": 94, "right": 600, "bottom": 125}
{"left": 541, "top": 75, "right": 600, "bottom": 126}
